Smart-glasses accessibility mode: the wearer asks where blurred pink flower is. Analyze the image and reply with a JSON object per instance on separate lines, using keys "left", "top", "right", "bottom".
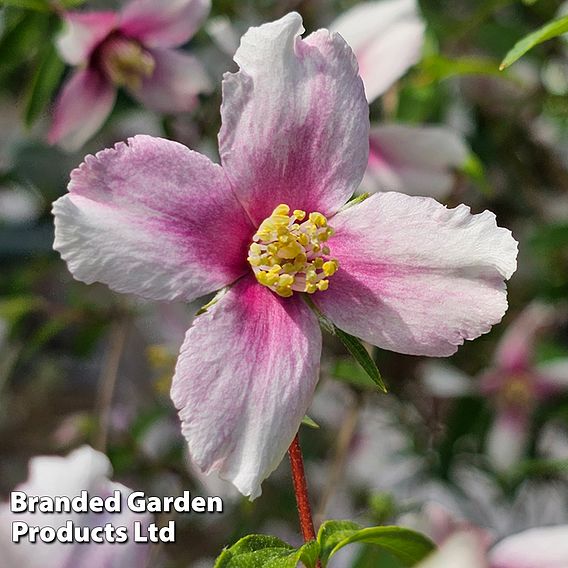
{"left": 331, "top": 0, "right": 469, "bottom": 198}
{"left": 410, "top": 501, "right": 568, "bottom": 568}
{"left": 53, "top": 13, "right": 517, "bottom": 498}
{"left": 49, "top": 0, "right": 212, "bottom": 150}
{"left": 481, "top": 303, "right": 568, "bottom": 470}
{"left": 424, "top": 303, "right": 568, "bottom": 470}
{"left": 0, "top": 446, "right": 151, "bottom": 568}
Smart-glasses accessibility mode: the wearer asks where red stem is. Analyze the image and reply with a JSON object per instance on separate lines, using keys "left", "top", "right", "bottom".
{"left": 288, "top": 433, "right": 317, "bottom": 542}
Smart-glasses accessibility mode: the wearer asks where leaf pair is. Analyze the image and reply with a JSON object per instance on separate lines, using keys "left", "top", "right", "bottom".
{"left": 215, "top": 522, "right": 436, "bottom": 568}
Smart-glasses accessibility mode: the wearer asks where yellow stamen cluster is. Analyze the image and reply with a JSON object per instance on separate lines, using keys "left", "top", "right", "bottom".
{"left": 248, "top": 204, "right": 339, "bottom": 297}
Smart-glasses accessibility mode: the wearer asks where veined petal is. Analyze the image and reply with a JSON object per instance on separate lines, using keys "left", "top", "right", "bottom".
{"left": 364, "top": 125, "right": 469, "bottom": 199}
{"left": 129, "top": 48, "right": 212, "bottom": 113}
{"left": 330, "top": 0, "right": 425, "bottom": 103}
{"left": 315, "top": 192, "right": 518, "bottom": 356}
{"left": 56, "top": 11, "right": 117, "bottom": 66}
{"left": 120, "top": 0, "right": 210, "bottom": 48}
{"left": 171, "top": 275, "right": 322, "bottom": 498}
{"left": 53, "top": 135, "right": 253, "bottom": 302}
{"left": 490, "top": 525, "right": 568, "bottom": 568}
{"left": 48, "top": 68, "right": 116, "bottom": 151}
{"left": 219, "top": 12, "right": 369, "bottom": 225}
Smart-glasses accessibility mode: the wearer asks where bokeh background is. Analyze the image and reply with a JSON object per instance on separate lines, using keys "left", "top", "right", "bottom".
{"left": 1, "top": 0, "right": 568, "bottom": 566}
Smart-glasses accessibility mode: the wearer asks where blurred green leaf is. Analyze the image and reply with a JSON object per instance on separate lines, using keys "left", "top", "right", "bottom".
{"left": 500, "top": 15, "right": 568, "bottom": 70}
{"left": 24, "top": 42, "right": 64, "bottom": 127}
{"left": 335, "top": 329, "right": 388, "bottom": 393}
{"left": 530, "top": 223, "right": 568, "bottom": 251}
{"left": 59, "top": 0, "right": 87, "bottom": 6}
{"left": 0, "top": 0, "right": 51, "bottom": 10}
{"left": 417, "top": 54, "right": 504, "bottom": 86}
{"left": 0, "top": 11, "right": 50, "bottom": 76}
{"left": 461, "top": 153, "right": 493, "bottom": 196}
{"left": 214, "top": 535, "right": 319, "bottom": 568}
{"left": 318, "top": 521, "right": 435, "bottom": 567}
{"left": 0, "top": 295, "right": 43, "bottom": 322}
{"left": 511, "top": 458, "right": 568, "bottom": 482}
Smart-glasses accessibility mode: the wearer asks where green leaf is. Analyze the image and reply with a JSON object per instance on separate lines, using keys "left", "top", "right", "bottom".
{"left": 215, "top": 535, "right": 319, "bottom": 568}
{"left": 343, "top": 192, "right": 370, "bottom": 210}
{"left": 24, "top": 42, "right": 64, "bottom": 127}
{"left": 308, "top": 301, "right": 387, "bottom": 393}
{"left": 417, "top": 54, "right": 505, "bottom": 86}
{"left": 318, "top": 520, "right": 361, "bottom": 565}
{"left": 500, "top": 15, "right": 568, "bottom": 70}
{"left": 195, "top": 287, "right": 228, "bottom": 315}
{"left": 0, "top": 0, "right": 51, "bottom": 11}
{"left": 301, "top": 415, "right": 320, "bottom": 429}
{"left": 317, "top": 522, "right": 435, "bottom": 567}
{"left": 332, "top": 358, "right": 379, "bottom": 391}
{"left": 335, "top": 328, "right": 387, "bottom": 393}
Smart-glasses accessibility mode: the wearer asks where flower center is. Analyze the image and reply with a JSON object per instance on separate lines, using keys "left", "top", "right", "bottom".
{"left": 100, "top": 36, "right": 155, "bottom": 89}
{"left": 501, "top": 374, "right": 534, "bottom": 409}
{"left": 248, "top": 204, "right": 338, "bottom": 298}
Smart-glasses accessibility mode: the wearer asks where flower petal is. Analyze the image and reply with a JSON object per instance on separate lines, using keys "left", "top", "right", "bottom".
{"left": 56, "top": 11, "right": 117, "bottom": 66}
{"left": 494, "top": 302, "right": 554, "bottom": 373}
{"left": 48, "top": 68, "right": 116, "bottom": 151}
{"left": 421, "top": 361, "right": 475, "bottom": 398}
{"left": 53, "top": 135, "right": 253, "bottom": 302}
{"left": 315, "top": 192, "right": 518, "bottom": 356}
{"left": 536, "top": 358, "right": 568, "bottom": 393}
{"left": 330, "top": 0, "right": 425, "bottom": 103}
{"left": 486, "top": 409, "right": 528, "bottom": 471}
{"left": 364, "top": 125, "right": 469, "bottom": 199}
{"left": 419, "top": 533, "right": 488, "bottom": 568}
{"left": 120, "top": 0, "right": 210, "bottom": 48}
{"left": 219, "top": 12, "right": 369, "bottom": 225}
{"left": 129, "top": 48, "right": 211, "bottom": 113}
{"left": 490, "top": 526, "right": 568, "bottom": 568}
{"left": 171, "top": 275, "right": 322, "bottom": 498}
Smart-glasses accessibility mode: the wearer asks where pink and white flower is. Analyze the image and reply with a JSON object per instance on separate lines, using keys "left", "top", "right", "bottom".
{"left": 49, "top": 0, "right": 212, "bottom": 150}
{"left": 331, "top": 0, "right": 469, "bottom": 198}
{"left": 0, "top": 446, "right": 151, "bottom": 568}
{"left": 52, "top": 13, "right": 517, "bottom": 498}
